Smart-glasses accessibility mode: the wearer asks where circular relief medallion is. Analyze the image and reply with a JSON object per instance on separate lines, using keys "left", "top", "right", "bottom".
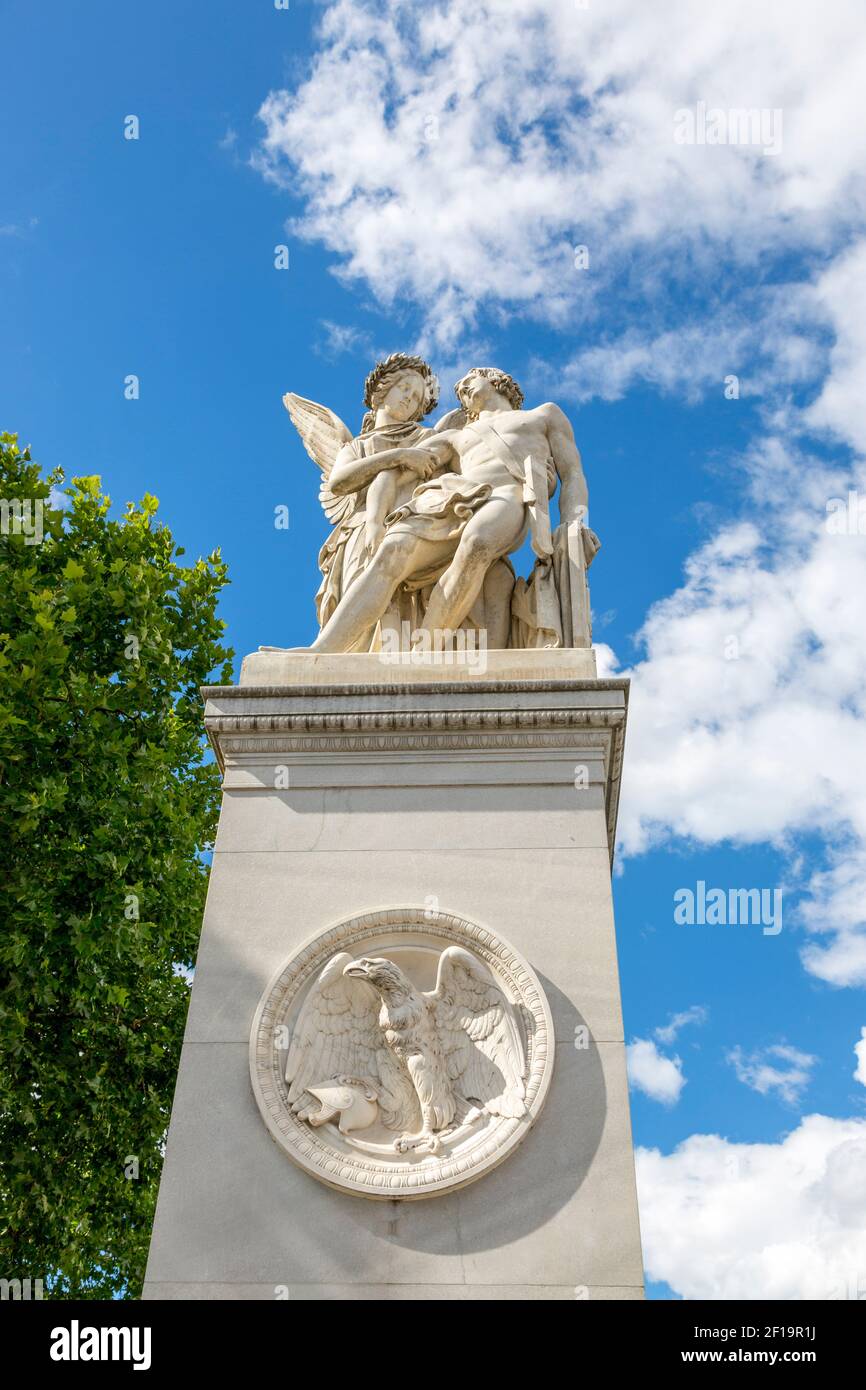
{"left": 250, "top": 906, "right": 555, "bottom": 1199}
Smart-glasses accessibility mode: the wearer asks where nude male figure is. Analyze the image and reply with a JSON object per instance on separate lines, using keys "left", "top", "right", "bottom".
{"left": 306, "top": 367, "right": 588, "bottom": 652}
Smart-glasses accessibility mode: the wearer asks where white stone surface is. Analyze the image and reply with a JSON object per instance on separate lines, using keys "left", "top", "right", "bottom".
{"left": 144, "top": 662, "right": 643, "bottom": 1299}
{"left": 144, "top": 1040, "right": 641, "bottom": 1294}
{"left": 143, "top": 1283, "right": 644, "bottom": 1300}
{"left": 212, "top": 785, "right": 609, "bottom": 854}
{"left": 240, "top": 647, "right": 597, "bottom": 687}
{"left": 185, "top": 847, "right": 624, "bottom": 1046}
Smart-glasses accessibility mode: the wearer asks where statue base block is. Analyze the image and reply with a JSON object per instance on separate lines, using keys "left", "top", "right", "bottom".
{"left": 240, "top": 646, "right": 597, "bottom": 687}
{"left": 143, "top": 651, "right": 644, "bottom": 1301}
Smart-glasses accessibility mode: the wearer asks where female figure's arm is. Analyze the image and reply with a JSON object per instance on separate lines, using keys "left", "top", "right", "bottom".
{"left": 330, "top": 436, "right": 456, "bottom": 497}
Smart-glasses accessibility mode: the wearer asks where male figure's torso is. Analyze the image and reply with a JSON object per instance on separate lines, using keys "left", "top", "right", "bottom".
{"left": 446, "top": 405, "right": 553, "bottom": 493}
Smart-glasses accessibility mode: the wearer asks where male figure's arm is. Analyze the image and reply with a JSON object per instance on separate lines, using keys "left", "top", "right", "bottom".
{"left": 540, "top": 402, "right": 588, "bottom": 525}
{"left": 330, "top": 435, "right": 456, "bottom": 497}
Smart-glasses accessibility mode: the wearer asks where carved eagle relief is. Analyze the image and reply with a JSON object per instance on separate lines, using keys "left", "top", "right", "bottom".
{"left": 285, "top": 947, "right": 527, "bottom": 1154}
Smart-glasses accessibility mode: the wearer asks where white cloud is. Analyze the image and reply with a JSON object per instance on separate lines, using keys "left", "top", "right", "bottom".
{"left": 0, "top": 216, "right": 37, "bottom": 238}
{"left": 627, "top": 1008, "right": 708, "bottom": 1104}
{"left": 47, "top": 485, "right": 70, "bottom": 512}
{"left": 614, "top": 409, "right": 866, "bottom": 984}
{"left": 627, "top": 1038, "right": 686, "bottom": 1106}
{"left": 592, "top": 641, "right": 619, "bottom": 679}
{"left": 317, "top": 319, "right": 375, "bottom": 359}
{"left": 728, "top": 1043, "right": 817, "bottom": 1105}
{"left": 805, "top": 241, "right": 866, "bottom": 454}
{"left": 534, "top": 286, "right": 828, "bottom": 407}
{"left": 800, "top": 849, "right": 866, "bottom": 988}
{"left": 655, "top": 1005, "right": 708, "bottom": 1046}
{"left": 255, "top": 0, "right": 866, "bottom": 348}
{"left": 618, "top": 502, "right": 866, "bottom": 857}
{"left": 854, "top": 1029, "right": 866, "bottom": 1089}
{"left": 637, "top": 1114, "right": 866, "bottom": 1298}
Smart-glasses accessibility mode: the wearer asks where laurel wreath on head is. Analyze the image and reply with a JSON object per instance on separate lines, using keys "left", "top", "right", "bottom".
{"left": 363, "top": 353, "right": 440, "bottom": 417}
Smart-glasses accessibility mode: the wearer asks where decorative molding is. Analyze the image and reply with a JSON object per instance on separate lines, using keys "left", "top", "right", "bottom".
{"left": 203, "top": 685, "right": 628, "bottom": 859}
{"left": 218, "top": 730, "right": 611, "bottom": 758}
{"left": 202, "top": 677, "right": 629, "bottom": 699}
{"left": 207, "top": 709, "right": 625, "bottom": 734}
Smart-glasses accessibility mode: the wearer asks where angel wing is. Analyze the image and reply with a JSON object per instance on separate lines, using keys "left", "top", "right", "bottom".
{"left": 282, "top": 392, "right": 356, "bottom": 528}
{"left": 433, "top": 406, "right": 467, "bottom": 432}
{"left": 285, "top": 951, "right": 417, "bottom": 1132}
{"left": 428, "top": 947, "right": 527, "bottom": 1119}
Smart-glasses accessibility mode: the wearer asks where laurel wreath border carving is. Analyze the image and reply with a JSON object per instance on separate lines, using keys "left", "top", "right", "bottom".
{"left": 249, "top": 906, "right": 555, "bottom": 1200}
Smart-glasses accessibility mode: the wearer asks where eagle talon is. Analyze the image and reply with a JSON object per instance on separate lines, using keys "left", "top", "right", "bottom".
{"left": 395, "top": 1131, "right": 440, "bottom": 1155}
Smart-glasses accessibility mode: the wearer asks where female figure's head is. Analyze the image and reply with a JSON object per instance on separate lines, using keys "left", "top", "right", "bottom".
{"left": 362, "top": 353, "right": 440, "bottom": 431}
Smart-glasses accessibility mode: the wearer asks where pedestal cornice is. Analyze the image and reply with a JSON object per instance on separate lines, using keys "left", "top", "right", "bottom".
{"left": 201, "top": 661, "right": 629, "bottom": 863}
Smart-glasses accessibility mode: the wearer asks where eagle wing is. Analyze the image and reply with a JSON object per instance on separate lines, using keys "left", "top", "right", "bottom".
{"left": 285, "top": 952, "right": 417, "bottom": 1131}
{"left": 282, "top": 392, "right": 356, "bottom": 528}
{"left": 429, "top": 947, "right": 527, "bottom": 1119}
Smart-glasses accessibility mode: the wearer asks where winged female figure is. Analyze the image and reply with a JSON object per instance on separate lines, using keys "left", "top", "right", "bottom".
{"left": 282, "top": 353, "right": 441, "bottom": 651}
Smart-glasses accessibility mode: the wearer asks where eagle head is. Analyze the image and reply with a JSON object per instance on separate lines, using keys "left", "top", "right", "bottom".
{"left": 343, "top": 956, "right": 412, "bottom": 1001}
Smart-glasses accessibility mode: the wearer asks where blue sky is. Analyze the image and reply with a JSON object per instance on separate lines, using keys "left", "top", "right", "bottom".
{"left": 3, "top": 0, "right": 866, "bottom": 1299}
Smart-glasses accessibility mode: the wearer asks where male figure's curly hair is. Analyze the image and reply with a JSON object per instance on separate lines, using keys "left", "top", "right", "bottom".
{"left": 361, "top": 353, "right": 440, "bottom": 432}
{"left": 454, "top": 367, "right": 525, "bottom": 419}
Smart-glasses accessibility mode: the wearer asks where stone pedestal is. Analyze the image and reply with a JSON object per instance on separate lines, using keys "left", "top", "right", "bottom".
{"left": 143, "top": 652, "right": 644, "bottom": 1300}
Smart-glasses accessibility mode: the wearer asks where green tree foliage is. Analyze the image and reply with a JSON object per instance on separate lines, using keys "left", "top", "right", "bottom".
{"left": 0, "top": 434, "right": 233, "bottom": 1298}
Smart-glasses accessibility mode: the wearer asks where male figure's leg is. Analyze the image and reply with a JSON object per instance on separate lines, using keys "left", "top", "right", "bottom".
{"left": 480, "top": 559, "right": 515, "bottom": 649}
{"left": 419, "top": 489, "right": 526, "bottom": 640}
